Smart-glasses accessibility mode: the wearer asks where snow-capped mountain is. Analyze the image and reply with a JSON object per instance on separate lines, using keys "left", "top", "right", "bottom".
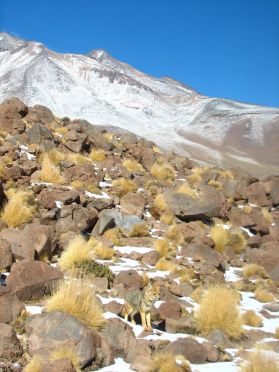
{"left": 0, "top": 32, "right": 279, "bottom": 176}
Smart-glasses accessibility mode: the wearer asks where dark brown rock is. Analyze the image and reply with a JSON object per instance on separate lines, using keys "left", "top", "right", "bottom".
{"left": 40, "top": 358, "right": 77, "bottom": 372}
{"left": 141, "top": 250, "right": 159, "bottom": 265}
{"left": 0, "top": 97, "right": 27, "bottom": 134}
{"left": 24, "top": 104, "right": 55, "bottom": 126}
{"left": 248, "top": 240, "right": 279, "bottom": 281}
{"left": 120, "top": 192, "right": 146, "bottom": 217}
{"left": 113, "top": 270, "right": 143, "bottom": 290}
{"left": 0, "top": 286, "right": 24, "bottom": 323}
{"left": 7, "top": 261, "right": 63, "bottom": 301}
{"left": 163, "top": 337, "right": 208, "bottom": 364}
{"left": 165, "top": 316, "right": 197, "bottom": 334}
{"left": 0, "top": 237, "right": 13, "bottom": 270}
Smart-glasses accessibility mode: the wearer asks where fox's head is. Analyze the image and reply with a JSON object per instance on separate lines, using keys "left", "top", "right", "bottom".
{"left": 144, "top": 282, "right": 160, "bottom": 301}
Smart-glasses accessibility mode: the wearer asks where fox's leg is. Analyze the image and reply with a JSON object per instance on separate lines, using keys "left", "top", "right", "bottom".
{"left": 124, "top": 304, "right": 133, "bottom": 322}
{"left": 146, "top": 312, "right": 152, "bottom": 331}
{"left": 140, "top": 311, "right": 148, "bottom": 330}
{"left": 130, "top": 310, "right": 137, "bottom": 324}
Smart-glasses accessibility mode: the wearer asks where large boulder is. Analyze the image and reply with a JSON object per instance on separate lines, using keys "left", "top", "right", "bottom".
{"left": 27, "top": 123, "right": 55, "bottom": 151}
{"left": 6, "top": 261, "right": 63, "bottom": 301}
{"left": 164, "top": 185, "right": 225, "bottom": 221}
{"left": 120, "top": 192, "right": 146, "bottom": 217}
{"left": 0, "top": 97, "right": 27, "bottom": 134}
{"left": 113, "top": 269, "right": 143, "bottom": 290}
{"left": 24, "top": 104, "right": 55, "bottom": 126}
{"left": 0, "top": 286, "right": 24, "bottom": 323}
{"left": 0, "top": 323, "right": 23, "bottom": 359}
{"left": 163, "top": 337, "right": 208, "bottom": 364}
{"left": 26, "top": 311, "right": 100, "bottom": 368}
{"left": 92, "top": 209, "right": 142, "bottom": 237}
{"left": 56, "top": 204, "right": 98, "bottom": 235}
{"left": 100, "top": 318, "right": 137, "bottom": 363}
{"left": 0, "top": 223, "right": 55, "bottom": 260}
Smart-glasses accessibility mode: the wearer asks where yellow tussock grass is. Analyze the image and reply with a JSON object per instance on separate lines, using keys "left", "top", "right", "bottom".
{"left": 89, "top": 148, "right": 106, "bottom": 162}
{"left": 243, "top": 264, "right": 268, "bottom": 279}
{"left": 210, "top": 225, "right": 229, "bottom": 253}
{"left": 154, "top": 238, "right": 175, "bottom": 259}
{"left": 195, "top": 286, "right": 243, "bottom": 339}
{"left": 262, "top": 208, "right": 273, "bottom": 224}
{"left": 55, "top": 126, "right": 68, "bottom": 136}
{"left": 141, "top": 271, "right": 149, "bottom": 287}
{"left": 103, "top": 228, "right": 122, "bottom": 246}
{"left": 103, "top": 132, "right": 114, "bottom": 143}
{"left": 59, "top": 235, "right": 92, "bottom": 271}
{"left": 243, "top": 205, "right": 253, "bottom": 214}
{"left": 152, "top": 146, "right": 162, "bottom": 154}
{"left": 94, "top": 241, "right": 115, "bottom": 260}
{"left": 40, "top": 154, "right": 64, "bottom": 184}
{"left": 165, "top": 225, "right": 184, "bottom": 246}
{"left": 122, "top": 159, "right": 144, "bottom": 173}
{"left": 67, "top": 153, "right": 89, "bottom": 165}
{"left": 190, "top": 286, "right": 204, "bottom": 303}
{"left": 176, "top": 182, "right": 197, "bottom": 197}
{"left": 128, "top": 223, "right": 150, "bottom": 237}
{"left": 208, "top": 180, "right": 223, "bottom": 190}
{"left": 151, "top": 161, "right": 175, "bottom": 181}
{"left": 219, "top": 169, "right": 234, "bottom": 180}
{"left": 45, "top": 278, "right": 106, "bottom": 331}
{"left": 0, "top": 189, "right": 36, "bottom": 227}
{"left": 50, "top": 347, "right": 81, "bottom": 371}
{"left": 24, "top": 355, "right": 43, "bottom": 372}
{"left": 274, "top": 328, "right": 279, "bottom": 339}
{"left": 155, "top": 258, "right": 176, "bottom": 272}
{"left": 154, "top": 193, "right": 168, "bottom": 214}
{"left": 70, "top": 180, "right": 100, "bottom": 194}
{"left": 240, "top": 349, "right": 279, "bottom": 372}
{"left": 112, "top": 178, "right": 137, "bottom": 197}
{"left": 46, "top": 149, "right": 65, "bottom": 165}
{"left": 160, "top": 212, "right": 174, "bottom": 225}
{"left": 228, "top": 230, "right": 247, "bottom": 253}
{"left": 187, "top": 172, "right": 202, "bottom": 185}
{"left": 254, "top": 288, "right": 275, "bottom": 303}
{"left": 149, "top": 352, "right": 191, "bottom": 372}
{"left": 242, "top": 310, "right": 263, "bottom": 327}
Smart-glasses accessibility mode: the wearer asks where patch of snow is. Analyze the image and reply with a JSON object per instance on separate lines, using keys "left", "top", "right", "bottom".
{"left": 26, "top": 305, "right": 43, "bottom": 315}
{"left": 97, "top": 357, "right": 134, "bottom": 372}
{"left": 115, "top": 246, "right": 153, "bottom": 254}
{"left": 85, "top": 190, "right": 111, "bottom": 199}
{"left": 225, "top": 266, "right": 241, "bottom": 282}
{"left": 55, "top": 200, "right": 63, "bottom": 208}
{"left": 99, "top": 181, "right": 112, "bottom": 188}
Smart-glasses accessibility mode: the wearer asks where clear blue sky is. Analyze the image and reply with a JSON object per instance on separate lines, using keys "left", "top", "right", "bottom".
{"left": 1, "top": 0, "right": 279, "bottom": 107}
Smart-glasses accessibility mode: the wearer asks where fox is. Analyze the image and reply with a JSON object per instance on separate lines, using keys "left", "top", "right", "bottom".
{"left": 122, "top": 282, "right": 160, "bottom": 331}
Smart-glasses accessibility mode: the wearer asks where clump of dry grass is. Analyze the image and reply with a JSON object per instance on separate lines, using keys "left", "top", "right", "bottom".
{"left": 243, "top": 205, "right": 253, "bottom": 214}
{"left": 262, "top": 208, "right": 273, "bottom": 224}
{"left": 122, "top": 159, "right": 144, "bottom": 173}
{"left": 70, "top": 180, "right": 100, "bottom": 194}
{"left": 240, "top": 349, "right": 279, "bottom": 372}
{"left": 39, "top": 154, "right": 65, "bottom": 184}
{"left": 46, "top": 149, "right": 65, "bottom": 165}
{"left": 149, "top": 352, "right": 191, "bottom": 372}
{"left": 195, "top": 286, "right": 243, "bottom": 339}
{"left": 24, "top": 355, "right": 43, "bottom": 372}
{"left": 210, "top": 225, "right": 229, "bottom": 253}
{"left": 128, "top": 223, "right": 150, "bottom": 237}
{"left": 176, "top": 182, "right": 197, "bottom": 197}
{"left": 0, "top": 189, "right": 36, "bottom": 227}
{"left": 274, "top": 328, "right": 279, "bottom": 339}
{"left": 242, "top": 310, "right": 263, "bottom": 327}
{"left": 93, "top": 241, "right": 115, "bottom": 260}
{"left": 151, "top": 161, "right": 175, "bottom": 182}
{"left": 59, "top": 235, "right": 93, "bottom": 271}
{"left": 103, "top": 228, "right": 122, "bottom": 246}
{"left": 208, "top": 179, "right": 223, "bottom": 190}
{"left": 160, "top": 212, "right": 174, "bottom": 225}
{"left": 254, "top": 288, "right": 275, "bottom": 303}
{"left": 50, "top": 347, "right": 81, "bottom": 371}
{"left": 89, "top": 148, "right": 106, "bottom": 162}
{"left": 228, "top": 230, "right": 247, "bottom": 253}
{"left": 45, "top": 278, "right": 106, "bottom": 330}
{"left": 190, "top": 286, "right": 204, "bottom": 303}
{"left": 154, "top": 238, "right": 175, "bottom": 259}
{"left": 219, "top": 169, "right": 234, "bottom": 180}
{"left": 165, "top": 225, "right": 184, "bottom": 246}
{"left": 153, "top": 193, "right": 168, "bottom": 215}
{"left": 112, "top": 178, "right": 137, "bottom": 197}
{"left": 243, "top": 264, "right": 268, "bottom": 279}
{"left": 55, "top": 126, "right": 68, "bottom": 136}
{"left": 67, "top": 153, "right": 89, "bottom": 165}
{"left": 155, "top": 258, "right": 176, "bottom": 273}
{"left": 103, "top": 132, "right": 114, "bottom": 143}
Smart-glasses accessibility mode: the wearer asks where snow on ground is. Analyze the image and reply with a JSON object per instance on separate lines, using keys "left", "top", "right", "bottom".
{"left": 114, "top": 246, "right": 154, "bottom": 254}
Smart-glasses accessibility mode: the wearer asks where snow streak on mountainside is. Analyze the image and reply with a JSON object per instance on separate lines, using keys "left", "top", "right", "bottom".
{"left": 0, "top": 32, "right": 279, "bottom": 176}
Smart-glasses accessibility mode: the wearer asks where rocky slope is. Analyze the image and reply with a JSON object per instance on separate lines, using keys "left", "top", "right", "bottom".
{"left": 0, "top": 98, "right": 279, "bottom": 371}
{"left": 0, "top": 32, "right": 279, "bottom": 177}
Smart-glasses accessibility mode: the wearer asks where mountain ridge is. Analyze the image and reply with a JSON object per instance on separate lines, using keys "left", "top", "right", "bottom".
{"left": 0, "top": 32, "right": 278, "bottom": 177}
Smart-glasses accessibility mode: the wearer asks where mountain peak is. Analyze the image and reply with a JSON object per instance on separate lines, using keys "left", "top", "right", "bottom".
{"left": 0, "top": 32, "right": 26, "bottom": 52}
{"left": 88, "top": 49, "right": 112, "bottom": 62}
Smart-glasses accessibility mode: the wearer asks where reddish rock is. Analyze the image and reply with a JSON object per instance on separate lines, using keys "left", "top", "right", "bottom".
{"left": 104, "top": 301, "right": 123, "bottom": 315}
{"left": 0, "top": 97, "right": 27, "bottom": 134}
{"left": 40, "top": 358, "right": 77, "bottom": 372}
{"left": 120, "top": 192, "right": 146, "bottom": 217}
{"left": 165, "top": 316, "right": 197, "bottom": 334}
{"left": 248, "top": 240, "right": 279, "bottom": 281}
{"left": 2, "top": 164, "right": 23, "bottom": 181}
{"left": 163, "top": 338, "right": 208, "bottom": 364}
{"left": 0, "top": 237, "right": 13, "bottom": 270}
{"left": 21, "top": 160, "right": 37, "bottom": 176}
{"left": 113, "top": 270, "right": 143, "bottom": 290}
{"left": 246, "top": 182, "right": 271, "bottom": 207}
{"left": 7, "top": 261, "right": 63, "bottom": 301}
{"left": 0, "top": 286, "right": 24, "bottom": 324}
{"left": 158, "top": 300, "right": 182, "bottom": 320}
{"left": 271, "top": 177, "right": 279, "bottom": 206}
{"left": 0, "top": 323, "right": 23, "bottom": 359}
{"left": 24, "top": 104, "right": 55, "bottom": 126}
{"left": 141, "top": 250, "right": 159, "bottom": 266}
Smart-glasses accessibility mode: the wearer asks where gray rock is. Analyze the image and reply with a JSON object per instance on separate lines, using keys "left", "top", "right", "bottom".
{"left": 27, "top": 123, "right": 55, "bottom": 151}
{"left": 26, "top": 311, "right": 100, "bottom": 368}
